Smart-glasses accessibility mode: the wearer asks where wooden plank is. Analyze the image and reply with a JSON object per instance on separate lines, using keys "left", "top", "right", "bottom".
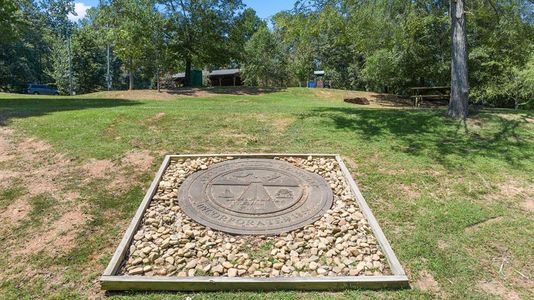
{"left": 102, "top": 155, "right": 172, "bottom": 276}
{"left": 168, "top": 153, "right": 336, "bottom": 158}
{"left": 409, "top": 86, "right": 450, "bottom": 90}
{"left": 101, "top": 275, "right": 409, "bottom": 291}
{"left": 335, "top": 155, "right": 406, "bottom": 277}
{"left": 410, "top": 95, "right": 449, "bottom": 99}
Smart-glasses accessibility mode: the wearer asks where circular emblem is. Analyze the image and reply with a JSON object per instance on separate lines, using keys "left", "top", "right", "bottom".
{"left": 177, "top": 159, "right": 333, "bottom": 235}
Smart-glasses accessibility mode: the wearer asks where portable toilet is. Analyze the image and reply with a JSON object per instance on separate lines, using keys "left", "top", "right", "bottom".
{"left": 191, "top": 69, "right": 203, "bottom": 87}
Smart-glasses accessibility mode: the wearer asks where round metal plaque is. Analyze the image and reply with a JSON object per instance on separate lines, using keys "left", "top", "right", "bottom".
{"left": 177, "top": 159, "right": 333, "bottom": 235}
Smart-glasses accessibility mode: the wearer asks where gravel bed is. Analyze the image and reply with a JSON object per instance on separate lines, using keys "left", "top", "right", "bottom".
{"left": 120, "top": 156, "right": 390, "bottom": 278}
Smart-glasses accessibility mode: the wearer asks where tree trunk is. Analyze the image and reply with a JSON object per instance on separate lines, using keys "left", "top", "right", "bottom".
{"left": 128, "top": 57, "right": 134, "bottom": 90}
{"left": 157, "top": 67, "right": 161, "bottom": 93}
{"left": 449, "top": 0, "right": 469, "bottom": 119}
{"left": 185, "top": 58, "right": 192, "bottom": 87}
{"left": 128, "top": 70, "right": 134, "bottom": 90}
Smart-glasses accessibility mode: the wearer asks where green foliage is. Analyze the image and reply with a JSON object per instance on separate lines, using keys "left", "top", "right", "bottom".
{"left": 269, "top": 0, "right": 534, "bottom": 107}
{"left": 71, "top": 24, "right": 107, "bottom": 94}
{"left": 161, "top": 0, "right": 249, "bottom": 85}
{"left": 515, "top": 53, "right": 534, "bottom": 109}
{"left": 468, "top": 1, "right": 534, "bottom": 107}
{"left": 0, "top": 0, "right": 53, "bottom": 91}
{"left": 105, "top": 0, "right": 161, "bottom": 90}
{"left": 361, "top": 49, "right": 404, "bottom": 93}
{"left": 242, "top": 27, "right": 289, "bottom": 87}
{"left": 1, "top": 0, "right": 533, "bottom": 107}
{"left": 47, "top": 38, "right": 72, "bottom": 94}
{"left": 0, "top": 0, "right": 23, "bottom": 44}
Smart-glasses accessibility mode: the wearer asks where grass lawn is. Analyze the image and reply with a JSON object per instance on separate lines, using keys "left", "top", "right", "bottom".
{"left": 0, "top": 88, "right": 533, "bottom": 299}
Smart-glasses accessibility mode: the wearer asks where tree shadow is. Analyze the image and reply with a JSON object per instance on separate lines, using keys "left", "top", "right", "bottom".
{"left": 0, "top": 97, "right": 141, "bottom": 126}
{"left": 300, "top": 107, "right": 534, "bottom": 170}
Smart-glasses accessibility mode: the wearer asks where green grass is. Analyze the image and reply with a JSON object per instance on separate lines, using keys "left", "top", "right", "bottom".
{"left": 0, "top": 88, "right": 533, "bottom": 299}
{"left": 0, "top": 183, "right": 25, "bottom": 210}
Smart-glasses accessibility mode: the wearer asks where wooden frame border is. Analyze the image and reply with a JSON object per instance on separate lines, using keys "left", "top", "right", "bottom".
{"left": 101, "top": 154, "right": 408, "bottom": 291}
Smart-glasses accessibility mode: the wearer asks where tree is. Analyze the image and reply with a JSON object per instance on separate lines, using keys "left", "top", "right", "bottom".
{"left": 242, "top": 27, "right": 288, "bottom": 87}
{"left": 448, "top": 0, "right": 469, "bottom": 118}
{"left": 71, "top": 20, "right": 108, "bottom": 94}
{"left": 44, "top": 0, "right": 76, "bottom": 95}
{"left": 107, "top": 0, "right": 161, "bottom": 90}
{"left": 0, "top": 0, "right": 57, "bottom": 91}
{"left": 227, "top": 8, "right": 264, "bottom": 64}
{"left": 161, "top": 0, "right": 244, "bottom": 86}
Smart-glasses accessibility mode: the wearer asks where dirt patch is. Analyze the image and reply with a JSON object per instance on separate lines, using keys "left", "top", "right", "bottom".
{"left": 122, "top": 150, "right": 154, "bottom": 172}
{"left": 437, "top": 239, "right": 449, "bottom": 250}
{"left": 478, "top": 281, "right": 521, "bottom": 300}
{"left": 142, "top": 112, "right": 167, "bottom": 129}
{"left": 0, "top": 127, "right": 14, "bottom": 162}
{"left": 0, "top": 198, "right": 31, "bottom": 226}
{"left": 466, "top": 117, "right": 483, "bottom": 129}
{"left": 520, "top": 198, "right": 534, "bottom": 212}
{"left": 489, "top": 179, "right": 534, "bottom": 212}
{"left": 22, "top": 137, "right": 51, "bottom": 153}
{"left": 88, "top": 87, "right": 279, "bottom": 101}
{"left": 0, "top": 170, "right": 20, "bottom": 186}
{"left": 272, "top": 117, "right": 294, "bottom": 132}
{"left": 152, "top": 112, "right": 166, "bottom": 120}
{"left": 378, "top": 166, "right": 407, "bottom": 175}
{"left": 19, "top": 207, "right": 86, "bottom": 256}
{"left": 414, "top": 270, "right": 440, "bottom": 292}
{"left": 344, "top": 97, "right": 370, "bottom": 105}
{"left": 312, "top": 89, "right": 413, "bottom": 108}
{"left": 82, "top": 159, "right": 114, "bottom": 178}
{"left": 26, "top": 155, "right": 71, "bottom": 196}
{"left": 398, "top": 183, "right": 421, "bottom": 199}
{"left": 218, "top": 129, "right": 257, "bottom": 142}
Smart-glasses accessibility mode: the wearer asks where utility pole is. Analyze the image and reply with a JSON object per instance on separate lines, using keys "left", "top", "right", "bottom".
{"left": 68, "top": 35, "right": 73, "bottom": 96}
{"left": 107, "top": 44, "right": 112, "bottom": 90}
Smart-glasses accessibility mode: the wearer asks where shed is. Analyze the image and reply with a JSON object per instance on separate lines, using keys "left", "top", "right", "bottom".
{"left": 208, "top": 69, "right": 242, "bottom": 86}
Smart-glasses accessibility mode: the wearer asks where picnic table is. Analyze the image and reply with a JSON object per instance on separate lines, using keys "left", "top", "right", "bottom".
{"left": 410, "top": 86, "right": 450, "bottom": 107}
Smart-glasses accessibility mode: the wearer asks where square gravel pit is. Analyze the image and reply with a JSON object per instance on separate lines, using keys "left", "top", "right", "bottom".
{"left": 101, "top": 154, "right": 408, "bottom": 291}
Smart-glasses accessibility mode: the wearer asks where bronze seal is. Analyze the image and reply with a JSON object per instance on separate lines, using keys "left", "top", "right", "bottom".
{"left": 177, "top": 159, "right": 333, "bottom": 235}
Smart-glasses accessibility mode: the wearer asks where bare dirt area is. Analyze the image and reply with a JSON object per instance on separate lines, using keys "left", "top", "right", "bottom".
{"left": 0, "top": 125, "right": 155, "bottom": 298}
{"left": 414, "top": 270, "right": 441, "bottom": 293}
{"left": 478, "top": 280, "right": 521, "bottom": 300}
{"left": 82, "top": 159, "right": 115, "bottom": 178}
{"left": 89, "top": 87, "right": 281, "bottom": 101}
{"left": 489, "top": 179, "right": 534, "bottom": 212}
{"left": 122, "top": 150, "right": 154, "bottom": 172}
{"left": 311, "top": 89, "right": 414, "bottom": 108}
{"left": 0, "top": 198, "right": 31, "bottom": 224}
{"left": 18, "top": 206, "right": 87, "bottom": 256}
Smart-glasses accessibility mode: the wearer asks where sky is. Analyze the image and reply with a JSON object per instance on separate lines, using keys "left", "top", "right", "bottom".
{"left": 68, "top": 0, "right": 296, "bottom": 22}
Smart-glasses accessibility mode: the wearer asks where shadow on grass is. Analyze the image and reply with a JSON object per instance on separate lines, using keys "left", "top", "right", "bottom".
{"left": 0, "top": 98, "right": 141, "bottom": 126}
{"left": 301, "top": 107, "right": 534, "bottom": 169}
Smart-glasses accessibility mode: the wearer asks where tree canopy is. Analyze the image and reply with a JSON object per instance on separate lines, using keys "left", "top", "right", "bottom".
{"left": 0, "top": 0, "right": 533, "bottom": 108}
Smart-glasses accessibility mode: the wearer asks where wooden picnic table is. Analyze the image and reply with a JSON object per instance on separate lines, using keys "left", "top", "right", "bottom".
{"left": 410, "top": 86, "right": 450, "bottom": 107}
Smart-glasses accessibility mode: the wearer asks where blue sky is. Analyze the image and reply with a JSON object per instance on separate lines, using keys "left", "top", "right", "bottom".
{"left": 69, "top": 0, "right": 296, "bottom": 21}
